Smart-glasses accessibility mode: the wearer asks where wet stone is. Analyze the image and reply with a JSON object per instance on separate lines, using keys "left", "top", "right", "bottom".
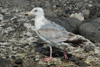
{"left": 75, "top": 61, "right": 90, "bottom": 66}
{"left": 6, "top": 56, "right": 9, "bottom": 59}
{"left": 11, "top": 56, "right": 16, "bottom": 59}
{"left": 15, "top": 59, "right": 22, "bottom": 64}
{"left": 68, "top": 55, "right": 80, "bottom": 62}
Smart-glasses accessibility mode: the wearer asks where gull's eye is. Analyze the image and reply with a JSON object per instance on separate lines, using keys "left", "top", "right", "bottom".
{"left": 34, "top": 10, "right": 37, "bottom": 12}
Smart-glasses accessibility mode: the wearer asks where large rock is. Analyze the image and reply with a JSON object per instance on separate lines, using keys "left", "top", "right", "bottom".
{"left": 79, "top": 18, "right": 100, "bottom": 42}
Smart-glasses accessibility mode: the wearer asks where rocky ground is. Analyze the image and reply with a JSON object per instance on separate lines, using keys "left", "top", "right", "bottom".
{"left": 0, "top": 0, "right": 100, "bottom": 67}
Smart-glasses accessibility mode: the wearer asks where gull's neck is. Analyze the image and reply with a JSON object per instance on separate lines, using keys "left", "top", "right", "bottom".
{"left": 35, "top": 15, "right": 45, "bottom": 20}
{"left": 35, "top": 15, "right": 46, "bottom": 30}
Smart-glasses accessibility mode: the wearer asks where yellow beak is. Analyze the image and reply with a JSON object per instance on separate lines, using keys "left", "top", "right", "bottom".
{"left": 25, "top": 12, "right": 31, "bottom": 16}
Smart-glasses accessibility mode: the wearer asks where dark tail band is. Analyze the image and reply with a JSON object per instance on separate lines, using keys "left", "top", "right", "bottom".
{"left": 64, "top": 38, "right": 87, "bottom": 47}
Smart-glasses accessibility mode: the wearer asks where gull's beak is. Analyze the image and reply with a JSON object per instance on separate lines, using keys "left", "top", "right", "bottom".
{"left": 25, "top": 12, "right": 31, "bottom": 16}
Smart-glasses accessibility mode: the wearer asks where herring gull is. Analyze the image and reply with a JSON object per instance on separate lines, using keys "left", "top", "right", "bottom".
{"left": 25, "top": 7, "right": 87, "bottom": 61}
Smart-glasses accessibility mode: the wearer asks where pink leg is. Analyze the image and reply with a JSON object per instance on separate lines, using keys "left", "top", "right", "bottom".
{"left": 44, "top": 46, "right": 52, "bottom": 61}
{"left": 64, "top": 47, "right": 68, "bottom": 60}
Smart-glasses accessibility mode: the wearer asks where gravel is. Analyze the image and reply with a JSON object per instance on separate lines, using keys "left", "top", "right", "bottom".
{"left": 0, "top": 57, "right": 13, "bottom": 67}
{"left": 0, "top": 0, "right": 100, "bottom": 67}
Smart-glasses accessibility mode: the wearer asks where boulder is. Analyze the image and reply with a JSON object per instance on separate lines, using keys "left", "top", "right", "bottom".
{"left": 79, "top": 18, "right": 100, "bottom": 42}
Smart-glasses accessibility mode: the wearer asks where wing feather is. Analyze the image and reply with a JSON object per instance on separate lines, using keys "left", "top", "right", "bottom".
{"left": 38, "top": 22, "right": 70, "bottom": 43}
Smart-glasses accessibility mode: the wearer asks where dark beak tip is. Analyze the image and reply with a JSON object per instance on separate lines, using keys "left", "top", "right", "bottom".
{"left": 25, "top": 14, "right": 28, "bottom": 16}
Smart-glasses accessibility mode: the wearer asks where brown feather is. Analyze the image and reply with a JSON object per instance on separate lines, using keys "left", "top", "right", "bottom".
{"left": 64, "top": 38, "right": 87, "bottom": 47}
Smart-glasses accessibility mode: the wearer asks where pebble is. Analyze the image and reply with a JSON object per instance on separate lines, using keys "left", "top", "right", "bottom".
{"left": 69, "top": 55, "right": 80, "bottom": 62}
{"left": 0, "top": 8, "right": 8, "bottom": 14}
{"left": 15, "top": 59, "right": 22, "bottom": 64}
{"left": 0, "top": 14, "right": 3, "bottom": 21}
{"left": 6, "top": 56, "right": 9, "bottom": 59}
{"left": 70, "top": 13, "right": 84, "bottom": 21}
{"left": 82, "top": 9, "right": 90, "bottom": 19}
{"left": 11, "top": 56, "right": 16, "bottom": 59}
{"left": 75, "top": 62, "right": 90, "bottom": 66}
{"left": 88, "top": 4, "right": 93, "bottom": 7}
{"left": 89, "top": 1, "right": 93, "bottom": 4}
{"left": 45, "top": 1, "right": 51, "bottom": 7}
{"left": 35, "top": 58, "right": 40, "bottom": 62}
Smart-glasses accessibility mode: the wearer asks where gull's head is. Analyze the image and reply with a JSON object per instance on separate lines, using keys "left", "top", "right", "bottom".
{"left": 25, "top": 7, "right": 44, "bottom": 16}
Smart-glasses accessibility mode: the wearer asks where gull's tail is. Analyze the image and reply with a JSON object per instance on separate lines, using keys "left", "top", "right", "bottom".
{"left": 64, "top": 36, "right": 87, "bottom": 47}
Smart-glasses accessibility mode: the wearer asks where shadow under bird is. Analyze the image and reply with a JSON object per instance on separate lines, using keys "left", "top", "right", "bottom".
{"left": 25, "top": 7, "right": 87, "bottom": 62}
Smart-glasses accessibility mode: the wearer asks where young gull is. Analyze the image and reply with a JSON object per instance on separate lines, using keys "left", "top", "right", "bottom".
{"left": 25, "top": 7, "right": 87, "bottom": 61}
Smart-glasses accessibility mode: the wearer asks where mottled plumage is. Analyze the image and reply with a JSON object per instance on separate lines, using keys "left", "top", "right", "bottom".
{"left": 25, "top": 7, "right": 87, "bottom": 61}
{"left": 38, "top": 21, "right": 70, "bottom": 43}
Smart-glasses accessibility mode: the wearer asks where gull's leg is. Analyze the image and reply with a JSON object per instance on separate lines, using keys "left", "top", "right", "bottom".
{"left": 63, "top": 46, "right": 68, "bottom": 60}
{"left": 44, "top": 46, "right": 52, "bottom": 61}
